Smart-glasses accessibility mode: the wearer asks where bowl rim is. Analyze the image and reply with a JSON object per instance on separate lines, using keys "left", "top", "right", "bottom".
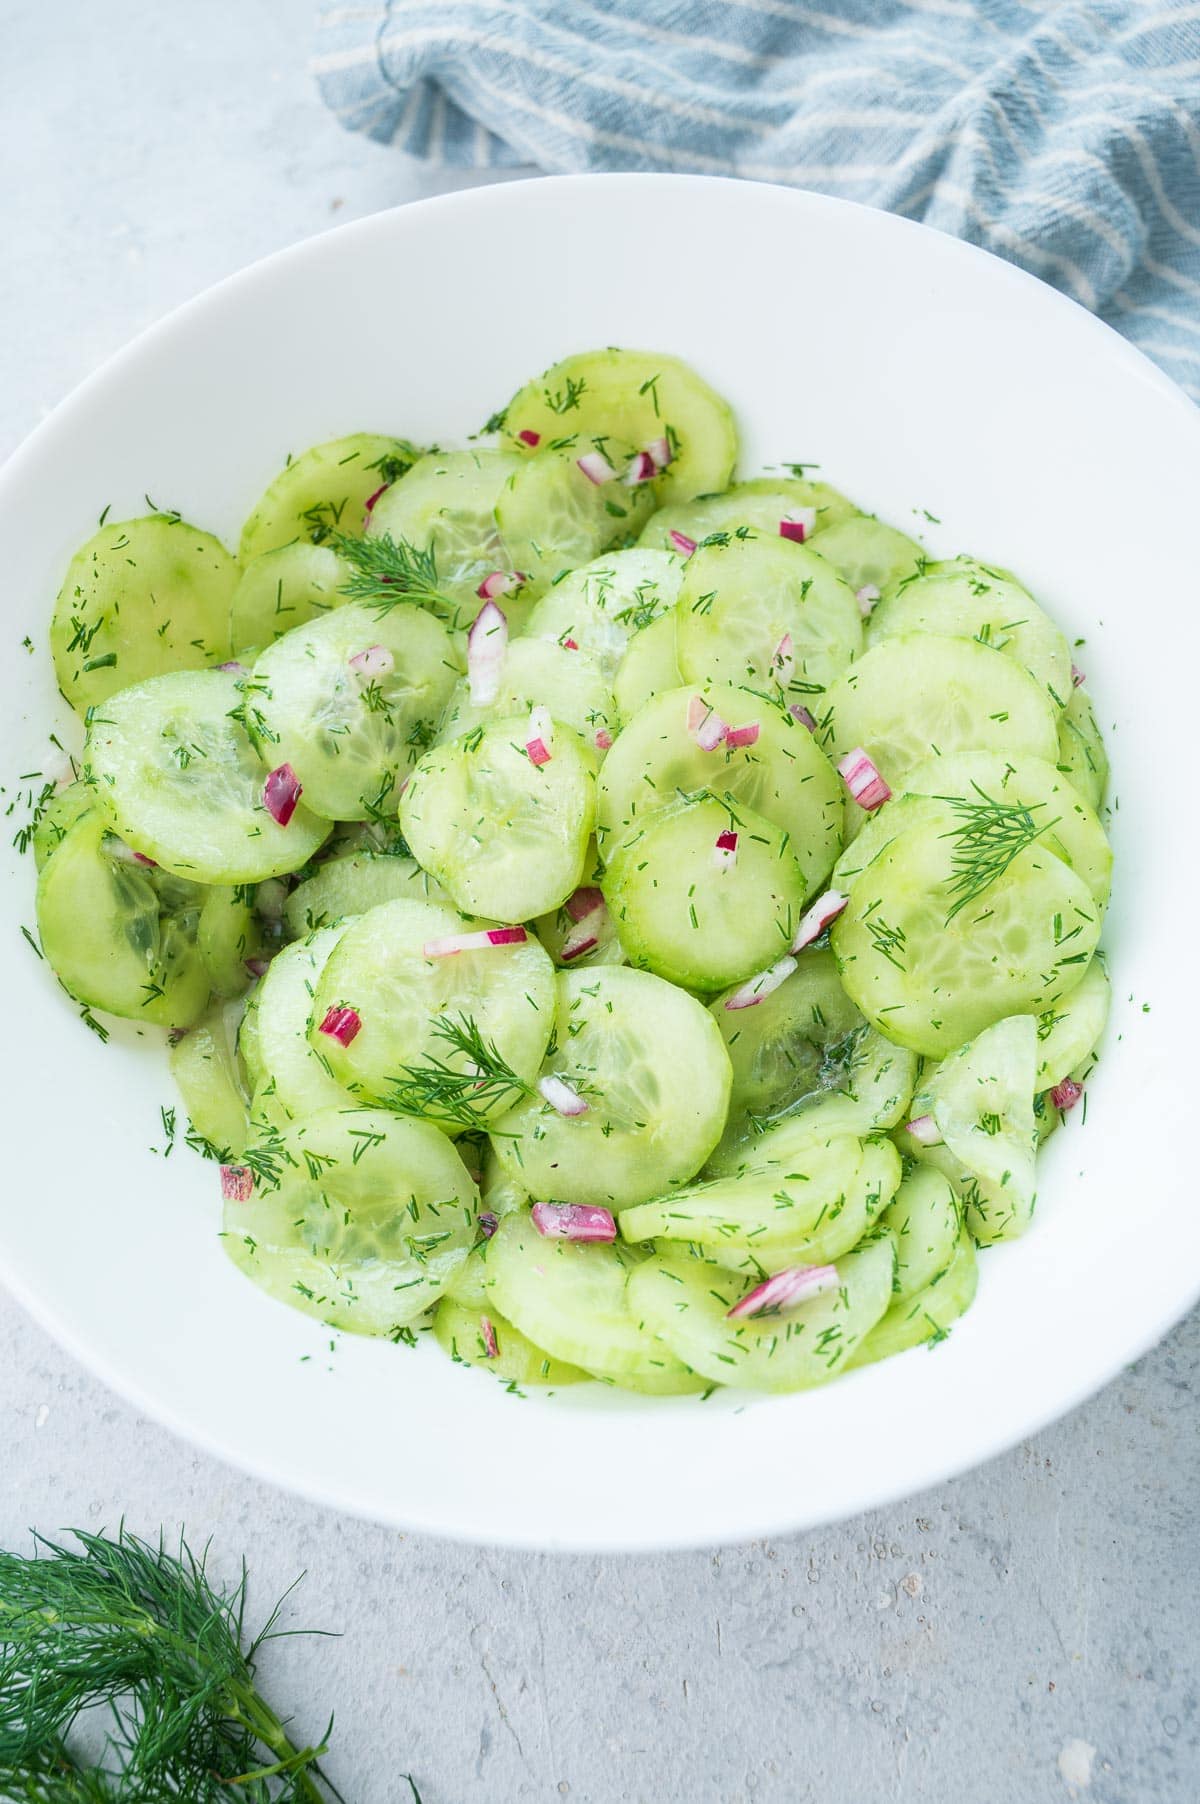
{"left": 3, "top": 171, "right": 1199, "bottom": 1553}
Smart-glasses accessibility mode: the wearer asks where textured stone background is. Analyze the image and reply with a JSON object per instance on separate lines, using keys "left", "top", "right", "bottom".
{"left": 2, "top": 5, "right": 1198, "bottom": 1800}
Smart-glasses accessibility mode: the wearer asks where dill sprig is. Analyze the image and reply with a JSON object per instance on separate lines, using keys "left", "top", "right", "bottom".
{"left": 937, "top": 786, "right": 1059, "bottom": 922}
{"left": 328, "top": 530, "right": 455, "bottom": 617}
{"left": 385, "top": 1013, "right": 532, "bottom": 1128}
{"left": 0, "top": 1526, "right": 342, "bottom": 1802}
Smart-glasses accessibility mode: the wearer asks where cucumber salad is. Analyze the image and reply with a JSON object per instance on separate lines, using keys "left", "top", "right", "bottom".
{"left": 29, "top": 346, "right": 1112, "bottom": 1396}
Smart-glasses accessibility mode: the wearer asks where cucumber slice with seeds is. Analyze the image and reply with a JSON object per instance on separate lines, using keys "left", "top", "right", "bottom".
{"left": 490, "top": 966, "right": 732, "bottom": 1209}
{"left": 436, "top": 636, "right": 617, "bottom": 751}
{"left": 229, "top": 542, "right": 348, "bottom": 655}
{"left": 639, "top": 476, "right": 859, "bottom": 549}
{"left": 879, "top": 1164, "right": 961, "bottom": 1301}
{"left": 595, "top": 682, "right": 843, "bottom": 891}
{"left": 244, "top": 600, "right": 458, "bottom": 822}
{"left": 434, "top": 1296, "right": 586, "bottom": 1386}
{"left": 675, "top": 532, "right": 862, "bottom": 704}
{"left": 239, "top": 434, "right": 422, "bottom": 561}
{"left": 283, "top": 851, "right": 447, "bottom": 939}
{"left": 500, "top": 347, "right": 737, "bottom": 502}
{"left": 84, "top": 669, "right": 330, "bottom": 882}
{"left": 225, "top": 1106, "right": 477, "bottom": 1335}
{"left": 847, "top": 1229, "right": 977, "bottom": 1367}
{"left": 1057, "top": 684, "right": 1108, "bottom": 810}
{"left": 868, "top": 557, "right": 1071, "bottom": 706}
{"left": 197, "top": 885, "right": 270, "bottom": 998}
{"left": 367, "top": 448, "right": 523, "bottom": 620}
{"left": 525, "top": 550, "right": 683, "bottom": 677}
{"left": 613, "top": 609, "right": 682, "bottom": 718}
{"left": 400, "top": 717, "right": 596, "bottom": 922}
{"left": 311, "top": 898, "right": 556, "bottom": 1127}
{"left": 914, "top": 1014, "right": 1039, "bottom": 1241}
{"left": 32, "top": 781, "right": 93, "bottom": 871}
{"left": 495, "top": 454, "right": 656, "bottom": 592}
{"left": 809, "top": 516, "right": 924, "bottom": 596}
{"left": 627, "top": 1230, "right": 896, "bottom": 1392}
{"left": 604, "top": 794, "right": 807, "bottom": 992}
{"left": 1035, "top": 956, "right": 1109, "bottom": 1089}
{"left": 241, "top": 926, "right": 355, "bottom": 1126}
{"left": 170, "top": 1005, "right": 251, "bottom": 1157}
{"left": 52, "top": 515, "right": 237, "bottom": 715}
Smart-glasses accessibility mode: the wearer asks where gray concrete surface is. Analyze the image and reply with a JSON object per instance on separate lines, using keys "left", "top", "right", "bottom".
{"left": 2, "top": 4, "right": 1198, "bottom": 1799}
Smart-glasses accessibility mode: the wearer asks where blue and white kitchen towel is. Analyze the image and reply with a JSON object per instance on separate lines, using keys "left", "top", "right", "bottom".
{"left": 314, "top": 1, "right": 1200, "bottom": 402}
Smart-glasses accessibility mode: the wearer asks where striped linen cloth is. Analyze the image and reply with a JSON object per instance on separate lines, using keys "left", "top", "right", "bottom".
{"left": 313, "top": 2, "right": 1200, "bottom": 402}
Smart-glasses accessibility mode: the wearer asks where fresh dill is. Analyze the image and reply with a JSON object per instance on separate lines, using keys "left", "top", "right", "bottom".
{"left": 385, "top": 1013, "right": 532, "bottom": 1128}
{"left": 0, "top": 1525, "right": 343, "bottom": 1801}
{"left": 328, "top": 530, "right": 455, "bottom": 617}
{"left": 936, "top": 786, "right": 1058, "bottom": 922}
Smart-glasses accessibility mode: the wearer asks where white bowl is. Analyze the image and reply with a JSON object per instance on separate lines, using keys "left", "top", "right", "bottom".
{"left": 3, "top": 174, "right": 1198, "bottom": 1552}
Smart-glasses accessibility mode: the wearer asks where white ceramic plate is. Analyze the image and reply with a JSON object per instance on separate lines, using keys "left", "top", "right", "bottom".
{"left": 3, "top": 175, "right": 1198, "bottom": 1552}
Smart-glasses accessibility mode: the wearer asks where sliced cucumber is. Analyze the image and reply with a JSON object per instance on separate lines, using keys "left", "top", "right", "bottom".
{"left": 623, "top": 1135, "right": 899, "bottom": 1270}
{"left": 311, "top": 898, "right": 556, "bottom": 1127}
{"left": 831, "top": 813, "right": 1102, "bottom": 1056}
{"left": 224, "top": 1106, "right": 477, "bottom": 1335}
{"left": 915, "top": 1014, "right": 1038, "bottom": 1241}
{"left": 52, "top": 515, "right": 237, "bottom": 715}
{"left": 229, "top": 542, "right": 348, "bottom": 655}
{"left": 499, "top": 347, "right": 737, "bottom": 502}
{"left": 239, "top": 434, "right": 422, "bottom": 561}
{"left": 197, "top": 885, "right": 269, "bottom": 998}
{"left": 639, "top": 476, "right": 859, "bottom": 549}
{"left": 36, "top": 810, "right": 209, "bottom": 1028}
{"left": 436, "top": 636, "right": 617, "bottom": 751}
{"left": 400, "top": 717, "right": 596, "bottom": 922}
{"left": 241, "top": 925, "right": 355, "bottom": 1126}
{"left": 483, "top": 1211, "right": 703, "bottom": 1392}
{"left": 84, "top": 669, "right": 330, "bottom": 881}
{"left": 847, "top": 1229, "right": 977, "bottom": 1368}
{"left": 1036, "top": 956, "right": 1109, "bottom": 1089}
{"left": 879, "top": 1164, "right": 961, "bottom": 1300}
{"left": 808, "top": 516, "right": 924, "bottom": 596}
{"left": 244, "top": 600, "right": 458, "bottom": 822}
{"left": 868, "top": 558, "right": 1071, "bottom": 706}
{"left": 675, "top": 532, "right": 861, "bottom": 704}
{"left": 604, "top": 794, "right": 807, "bottom": 991}
{"left": 490, "top": 966, "right": 732, "bottom": 1209}
{"left": 283, "top": 851, "right": 446, "bottom": 939}
{"left": 627, "top": 1229, "right": 896, "bottom": 1392}
{"left": 170, "top": 1005, "right": 250, "bottom": 1157}
{"left": 1057, "top": 684, "right": 1109, "bottom": 810}
{"left": 613, "top": 609, "right": 681, "bottom": 718}
{"left": 525, "top": 550, "right": 683, "bottom": 677}
{"left": 32, "top": 781, "right": 92, "bottom": 871}
{"left": 821, "top": 633, "right": 1060, "bottom": 803}
{"left": 367, "top": 448, "right": 523, "bottom": 619}
{"left": 595, "top": 682, "right": 843, "bottom": 893}
{"left": 434, "top": 1296, "right": 586, "bottom": 1386}
{"left": 495, "top": 453, "right": 656, "bottom": 592}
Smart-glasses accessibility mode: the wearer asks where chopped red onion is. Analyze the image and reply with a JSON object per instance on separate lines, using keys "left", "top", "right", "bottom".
{"left": 479, "top": 1314, "right": 499, "bottom": 1358}
{"left": 789, "top": 704, "right": 818, "bottom": 731}
{"left": 779, "top": 508, "right": 817, "bottom": 543}
{"left": 362, "top": 483, "right": 389, "bottom": 524}
{"left": 560, "top": 933, "right": 599, "bottom": 963}
{"left": 566, "top": 886, "right": 605, "bottom": 921}
{"left": 467, "top": 599, "right": 508, "bottom": 706}
{"left": 712, "top": 828, "right": 738, "bottom": 873}
{"left": 538, "top": 1073, "right": 589, "bottom": 1117}
{"left": 243, "top": 956, "right": 270, "bottom": 978}
{"left": 476, "top": 569, "right": 527, "bottom": 601}
{"left": 725, "top": 720, "right": 760, "bottom": 750}
{"left": 577, "top": 450, "right": 617, "bottom": 486}
{"left": 724, "top": 954, "right": 798, "bottom": 1011}
{"left": 905, "top": 1114, "right": 942, "bottom": 1145}
{"left": 562, "top": 637, "right": 580, "bottom": 651}
{"left": 217, "top": 660, "right": 247, "bottom": 674}
{"left": 1071, "top": 663, "right": 1086, "bottom": 688}
{"left": 263, "top": 763, "right": 302, "bottom": 827}
{"left": 646, "top": 436, "right": 672, "bottom": 471}
{"left": 318, "top": 1005, "right": 362, "bottom": 1047}
{"left": 525, "top": 703, "right": 554, "bottom": 767}
{"left": 668, "top": 529, "right": 698, "bottom": 558}
{"left": 1050, "top": 1077, "right": 1084, "bottom": 1111}
{"left": 838, "top": 747, "right": 891, "bottom": 811}
{"left": 687, "top": 693, "right": 728, "bottom": 752}
{"left": 517, "top": 428, "right": 541, "bottom": 447}
{"left": 478, "top": 1211, "right": 499, "bottom": 1238}
{"left": 594, "top": 727, "right": 614, "bottom": 752}
{"left": 772, "top": 632, "right": 794, "bottom": 682}
{"left": 726, "top": 1263, "right": 839, "bottom": 1320}
{"left": 102, "top": 836, "right": 157, "bottom": 868}
{"left": 856, "top": 584, "right": 881, "bottom": 617}
{"left": 791, "top": 889, "right": 848, "bottom": 952}
{"left": 220, "top": 1165, "right": 254, "bottom": 1203}
{"left": 423, "top": 926, "right": 528, "bottom": 957}
{"left": 625, "top": 450, "right": 657, "bottom": 486}
{"left": 348, "top": 643, "right": 395, "bottom": 677}
{"left": 531, "top": 1201, "right": 617, "bottom": 1242}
